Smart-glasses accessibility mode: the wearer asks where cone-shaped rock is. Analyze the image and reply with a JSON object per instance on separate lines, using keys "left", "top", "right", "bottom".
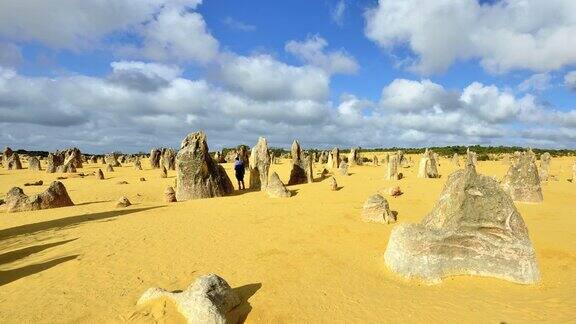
{"left": 164, "top": 186, "right": 176, "bottom": 202}
{"left": 106, "top": 164, "right": 114, "bottom": 172}
{"left": 96, "top": 169, "right": 105, "bottom": 180}
{"left": 338, "top": 161, "right": 348, "bottom": 176}
{"left": 175, "top": 131, "right": 234, "bottom": 201}
{"left": 160, "top": 148, "right": 176, "bottom": 170}
{"left": 116, "top": 196, "right": 131, "bottom": 208}
{"left": 160, "top": 165, "right": 167, "bottom": 178}
{"left": 6, "top": 181, "right": 74, "bottom": 212}
{"left": 384, "top": 164, "right": 540, "bottom": 284}
{"left": 451, "top": 153, "right": 460, "bottom": 167}
{"left": 501, "top": 150, "right": 543, "bottom": 203}
{"left": 362, "top": 194, "right": 396, "bottom": 224}
{"left": 267, "top": 172, "right": 291, "bottom": 198}
{"left": 249, "top": 137, "right": 271, "bottom": 190}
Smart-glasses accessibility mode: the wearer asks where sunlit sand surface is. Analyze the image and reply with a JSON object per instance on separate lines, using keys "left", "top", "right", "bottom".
{"left": 0, "top": 155, "right": 574, "bottom": 322}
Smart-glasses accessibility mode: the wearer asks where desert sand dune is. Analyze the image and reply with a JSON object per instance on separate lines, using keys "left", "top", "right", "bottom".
{"left": 0, "top": 154, "right": 575, "bottom": 323}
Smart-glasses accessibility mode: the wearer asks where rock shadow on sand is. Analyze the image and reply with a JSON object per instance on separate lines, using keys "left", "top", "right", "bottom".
{"left": 230, "top": 283, "right": 262, "bottom": 323}
{"left": 0, "top": 206, "right": 162, "bottom": 241}
{"left": 0, "top": 254, "right": 78, "bottom": 286}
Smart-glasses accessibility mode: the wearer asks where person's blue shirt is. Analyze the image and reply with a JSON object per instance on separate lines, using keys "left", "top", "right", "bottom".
{"left": 234, "top": 160, "right": 245, "bottom": 177}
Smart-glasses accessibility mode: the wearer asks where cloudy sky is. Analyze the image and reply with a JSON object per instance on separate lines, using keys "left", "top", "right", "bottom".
{"left": 0, "top": 0, "right": 575, "bottom": 153}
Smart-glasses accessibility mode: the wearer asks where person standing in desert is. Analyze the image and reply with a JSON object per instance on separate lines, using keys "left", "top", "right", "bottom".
{"left": 234, "top": 155, "right": 246, "bottom": 190}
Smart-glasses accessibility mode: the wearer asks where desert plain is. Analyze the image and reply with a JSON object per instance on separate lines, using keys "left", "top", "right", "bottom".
{"left": 0, "top": 153, "right": 575, "bottom": 323}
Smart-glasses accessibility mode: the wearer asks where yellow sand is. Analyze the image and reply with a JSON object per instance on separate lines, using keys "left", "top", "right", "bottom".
{"left": 0, "top": 155, "right": 575, "bottom": 323}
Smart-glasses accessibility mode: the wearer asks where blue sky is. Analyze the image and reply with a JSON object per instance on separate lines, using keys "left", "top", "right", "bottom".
{"left": 0, "top": 0, "right": 575, "bottom": 153}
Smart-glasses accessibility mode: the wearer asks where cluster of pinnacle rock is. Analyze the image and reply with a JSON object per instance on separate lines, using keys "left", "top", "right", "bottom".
{"left": 1, "top": 133, "right": 574, "bottom": 323}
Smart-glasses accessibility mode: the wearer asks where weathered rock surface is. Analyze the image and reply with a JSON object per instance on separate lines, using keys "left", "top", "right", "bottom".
{"left": 164, "top": 186, "right": 176, "bottom": 202}
{"left": 452, "top": 153, "right": 460, "bottom": 167}
{"left": 362, "top": 194, "right": 396, "bottom": 224}
{"left": 160, "top": 165, "right": 167, "bottom": 178}
{"left": 6, "top": 181, "right": 74, "bottom": 212}
{"left": 96, "top": 169, "right": 105, "bottom": 180}
{"left": 417, "top": 149, "right": 439, "bottom": 178}
{"left": 160, "top": 148, "right": 176, "bottom": 170}
{"left": 106, "top": 164, "right": 114, "bottom": 172}
{"left": 501, "top": 151, "right": 543, "bottom": 203}
{"left": 150, "top": 148, "right": 162, "bottom": 169}
{"left": 327, "top": 147, "right": 340, "bottom": 170}
{"left": 288, "top": 140, "right": 310, "bottom": 185}
{"left": 175, "top": 131, "right": 234, "bottom": 201}
{"left": 249, "top": 137, "right": 271, "bottom": 190}
{"left": 116, "top": 196, "right": 131, "bottom": 208}
{"left": 338, "top": 161, "right": 348, "bottom": 176}
{"left": 539, "top": 152, "right": 551, "bottom": 182}
{"left": 105, "top": 153, "right": 122, "bottom": 167}
{"left": 134, "top": 159, "right": 142, "bottom": 170}
{"left": 373, "top": 155, "right": 379, "bottom": 166}
{"left": 384, "top": 164, "right": 540, "bottom": 284}
{"left": 329, "top": 177, "right": 338, "bottom": 191}
{"left": 386, "top": 155, "right": 400, "bottom": 180}
{"left": 137, "top": 274, "right": 241, "bottom": 324}
{"left": 28, "top": 156, "right": 42, "bottom": 171}
{"left": 4, "top": 151, "right": 23, "bottom": 170}
{"left": 466, "top": 148, "right": 477, "bottom": 166}
{"left": 267, "top": 172, "right": 291, "bottom": 198}
{"left": 348, "top": 148, "right": 359, "bottom": 166}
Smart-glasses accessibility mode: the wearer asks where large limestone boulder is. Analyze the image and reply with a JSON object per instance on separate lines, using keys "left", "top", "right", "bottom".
{"left": 501, "top": 150, "right": 543, "bottom": 203}
{"left": 150, "top": 148, "right": 162, "bottom": 168}
{"left": 138, "top": 274, "right": 241, "bottom": 324}
{"left": 6, "top": 181, "right": 74, "bottom": 212}
{"left": 28, "top": 156, "right": 42, "bottom": 171}
{"left": 362, "top": 194, "right": 396, "bottom": 224}
{"left": 539, "top": 152, "right": 551, "bottom": 182}
{"left": 266, "top": 172, "right": 291, "bottom": 198}
{"left": 175, "top": 131, "right": 234, "bottom": 201}
{"left": 384, "top": 164, "right": 540, "bottom": 284}
{"left": 249, "top": 137, "right": 271, "bottom": 190}
{"left": 417, "top": 149, "right": 439, "bottom": 178}
{"left": 287, "top": 140, "right": 310, "bottom": 185}
{"left": 338, "top": 161, "right": 348, "bottom": 176}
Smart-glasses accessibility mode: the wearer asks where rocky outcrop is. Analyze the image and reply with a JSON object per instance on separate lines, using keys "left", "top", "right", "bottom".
{"left": 288, "top": 140, "right": 310, "bottom": 185}
{"left": 417, "top": 149, "right": 439, "bottom": 178}
{"left": 116, "top": 196, "right": 131, "bottom": 208}
{"left": 348, "top": 148, "right": 359, "bottom": 166}
{"left": 329, "top": 177, "right": 338, "bottom": 191}
{"left": 249, "top": 137, "right": 271, "bottom": 190}
{"left": 5, "top": 181, "right": 74, "bottom": 212}
{"left": 134, "top": 159, "right": 142, "bottom": 170}
{"left": 501, "top": 150, "right": 543, "bottom": 203}
{"left": 137, "top": 274, "right": 241, "bottom": 324}
{"left": 385, "top": 154, "right": 400, "bottom": 180}
{"left": 160, "top": 148, "right": 176, "bottom": 171}
{"left": 362, "top": 194, "right": 396, "bottom": 224}
{"left": 384, "top": 164, "right": 540, "bottom": 284}
{"left": 160, "top": 165, "right": 167, "bottom": 178}
{"left": 466, "top": 148, "right": 477, "bottom": 166}
{"left": 28, "top": 156, "right": 42, "bottom": 171}
{"left": 267, "top": 172, "right": 291, "bottom": 198}
{"left": 452, "top": 153, "right": 460, "bottom": 167}
{"left": 539, "top": 152, "right": 551, "bottom": 182}
{"left": 96, "top": 169, "right": 105, "bottom": 180}
{"left": 150, "top": 148, "right": 162, "bottom": 169}
{"left": 327, "top": 148, "right": 340, "bottom": 170}
{"left": 105, "top": 153, "right": 122, "bottom": 167}
{"left": 175, "top": 131, "right": 234, "bottom": 201}
{"left": 338, "top": 161, "right": 348, "bottom": 176}
{"left": 4, "top": 149, "right": 22, "bottom": 170}
{"left": 164, "top": 187, "right": 176, "bottom": 202}
{"left": 106, "top": 164, "right": 114, "bottom": 172}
